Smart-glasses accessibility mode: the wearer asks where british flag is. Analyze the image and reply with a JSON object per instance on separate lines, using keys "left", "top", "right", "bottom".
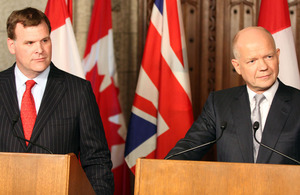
{"left": 125, "top": 0, "right": 194, "bottom": 173}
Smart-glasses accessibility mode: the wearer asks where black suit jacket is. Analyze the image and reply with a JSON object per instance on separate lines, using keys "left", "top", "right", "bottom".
{"left": 167, "top": 80, "right": 300, "bottom": 164}
{"left": 0, "top": 63, "right": 114, "bottom": 194}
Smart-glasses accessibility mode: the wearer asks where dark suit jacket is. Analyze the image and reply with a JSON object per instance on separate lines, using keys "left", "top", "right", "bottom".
{"left": 0, "top": 63, "right": 114, "bottom": 194}
{"left": 167, "top": 80, "right": 300, "bottom": 164}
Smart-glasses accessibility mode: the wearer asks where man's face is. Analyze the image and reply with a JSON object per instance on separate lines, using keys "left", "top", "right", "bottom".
{"left": 7, "top": 22, "right": 52, "bottom": 79}
{"left": 232, "top": 28, "right": 280, "bottom": 94}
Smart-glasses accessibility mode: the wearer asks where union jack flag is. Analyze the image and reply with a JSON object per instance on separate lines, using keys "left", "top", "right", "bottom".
{"left": 125, "top": 0, "right": 194, "bottom": 173}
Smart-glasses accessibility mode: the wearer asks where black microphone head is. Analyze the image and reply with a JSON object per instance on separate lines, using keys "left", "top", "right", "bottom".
{"left": 253, "top": 121, "right": 259, "bottom": 131}
{"left": 220, "top": 121, "right": 227, "bottom": 130}
{"left": 12, "top": 114, "right": 20, "bottom": 124}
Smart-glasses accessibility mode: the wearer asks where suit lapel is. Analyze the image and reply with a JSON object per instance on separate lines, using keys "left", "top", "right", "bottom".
{"left": 28, "top": 63, "right": 67, "bottom": 149}
{"left": 0, "top": 65, "right": 27, "bottom": 150}
{"left": 230, "top": 86, "right": 254, "bottom": 163}
{"left": 257, "top": 82, "right": 291, "bottom": 163}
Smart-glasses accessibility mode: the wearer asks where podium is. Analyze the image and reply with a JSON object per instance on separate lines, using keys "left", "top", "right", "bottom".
{"left": 0, "top": 152, "right": 95, "bottom": 194}
{"left": 134, "top": 158, "right": 300, "bottom": 194}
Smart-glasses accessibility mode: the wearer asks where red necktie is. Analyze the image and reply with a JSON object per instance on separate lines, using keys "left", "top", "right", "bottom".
{"left": 21, "top": 80, "right": 37, "bottom": 146}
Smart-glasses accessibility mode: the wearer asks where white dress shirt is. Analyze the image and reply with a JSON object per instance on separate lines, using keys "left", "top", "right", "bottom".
{"left": 247, "top": 80, "right": 279, "bottom": 131}
{"left": 15, "top": 65, "right": 50, "bottom": 114}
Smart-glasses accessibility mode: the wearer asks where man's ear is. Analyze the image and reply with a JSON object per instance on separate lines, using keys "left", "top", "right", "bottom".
{"left": 7, "top": 38, "right": 16, "bottom": 54}
{"left": 231, "top": 59, "right": 241, "bottom": 75}
{"left": 276, "top": 48, "right": 280, "bottom": 59}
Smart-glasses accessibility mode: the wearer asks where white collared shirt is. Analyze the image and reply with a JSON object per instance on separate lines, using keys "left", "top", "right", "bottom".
{"left": 15, "top": 65, "right": 50, "bottom": 114}
{"left": 247, "top": 80, "right": 279, "bottom": 131}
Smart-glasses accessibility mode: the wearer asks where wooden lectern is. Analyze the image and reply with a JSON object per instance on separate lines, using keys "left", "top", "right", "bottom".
{"left": 135, "top": 158, "right": 300, "bottom": 195}
{"left": 0, "top": 152, "right": 95, "bottom": 194}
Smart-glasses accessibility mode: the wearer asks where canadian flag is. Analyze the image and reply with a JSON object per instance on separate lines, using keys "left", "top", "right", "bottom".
{"left": 45, "top": 0, "right": 85, "bottom": 78}
{"left": 258, "top": 0, "right": 300, "bottom": 89}
{"left": 82, "top": 0, "right": 130, "bottom": 194}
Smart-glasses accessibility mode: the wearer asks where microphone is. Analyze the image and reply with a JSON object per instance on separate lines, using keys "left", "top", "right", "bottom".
{"left": 253, "top": 121, "right": 300, "bottom": 164}
{"left": 165, "top": 121, "right": 227, "bottom": 160}
{"left": 11, "top": 114, "right": 53, "bottom": 154}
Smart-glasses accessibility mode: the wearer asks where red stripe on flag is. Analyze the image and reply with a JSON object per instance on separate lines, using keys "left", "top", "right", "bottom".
{"left": 258, "top": 0, "right": 291, "bottom": 34}
{"left": 166, "top": 0, "right": 184, "bottom": 66}
{"left": 156, "top": 56, "right": 193, "bottom": 157}
{"left": 133, "top": 94, "right": 157, "bottom": 118}
{"left": 67, "top": 0, "right": 73, "bottom": 23}
{"left": 83, "top": 0, "right": 112, "bottom": 57}
{"left": 141, "top": 22, "right": 162, "bottom": 89}
{"left": 45, "top": 0, "right": 69, "bottom": 31}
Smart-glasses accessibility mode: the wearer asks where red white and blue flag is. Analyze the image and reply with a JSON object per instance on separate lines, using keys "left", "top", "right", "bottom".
{"left": 258, "top": 0, "right": 300, "bottom": 89}
{"left": 82, "top": 0, "right": 129, "bottom": 194}
{"left": 45, "top": 0, "right": 85, "bottom": 78}
{"left": 124, "top": 0, "right": 194, "bottom": 173}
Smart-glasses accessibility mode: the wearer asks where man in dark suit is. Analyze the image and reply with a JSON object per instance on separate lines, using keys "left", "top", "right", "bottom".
{"left": 166, "top": 26, "right": 300, "bottom": 165}
{"left": 0, "top": 7, "right": 114, "bottom": 194}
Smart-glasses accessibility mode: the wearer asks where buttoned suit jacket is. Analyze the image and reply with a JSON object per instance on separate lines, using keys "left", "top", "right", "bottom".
{"left": 0, "top": 63, "right": 114, "bottom": 194}
{"left": 167, "top": 80, "right": 300, "bottom": 164}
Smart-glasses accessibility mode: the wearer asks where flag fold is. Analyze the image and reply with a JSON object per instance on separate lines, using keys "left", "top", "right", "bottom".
{"left": 82, "top": 0, "right": 129, "bottom": 194}
{"left": 124, "top": 0, "right": 194, "bottom": 174}
{"left": 45, "top": 0, "right": 85, "bottom": 78}
{"left": 258, "top": 0, "right": 300, "bottom": 89}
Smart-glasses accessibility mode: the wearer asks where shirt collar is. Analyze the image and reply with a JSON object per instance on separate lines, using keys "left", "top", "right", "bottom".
{"left": 247, "top": 79, "right": 279, "bottom": 105}
{"left": 15, "top": 64, "right": 50, "bottom": 88}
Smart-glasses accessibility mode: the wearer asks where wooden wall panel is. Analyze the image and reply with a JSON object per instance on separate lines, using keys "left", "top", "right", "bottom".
{"left": 289, "top": 0, "right": 300, "bottom": 64}
{"left": 182, "top": 1, "right": 202, "bottom": 118}
{"left": 216, "top": 0, "right": 260, "bottom": 91}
